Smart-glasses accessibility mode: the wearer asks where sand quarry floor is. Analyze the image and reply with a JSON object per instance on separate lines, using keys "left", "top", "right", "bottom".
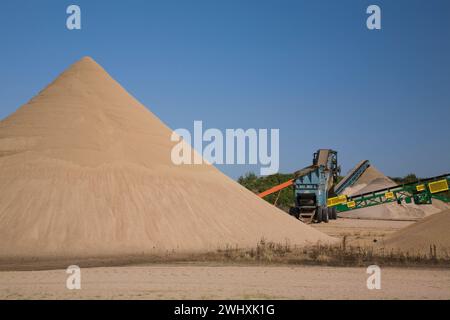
{"left": 312, "top": 218, "right": 414, "bottom": 247}
{"left": 1, "top": 264, "right": 449, "bottom": 300}
{"left": 1, "top": 218, "right": 449, "bottom": 300}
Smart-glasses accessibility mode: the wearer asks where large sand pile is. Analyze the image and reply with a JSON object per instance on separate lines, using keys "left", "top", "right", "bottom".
{"left": 339, "top": 165, "right": 448, "bottom": 221}
{"left": 381, "top": 209, "right": 450, "bottom": 256}
{"left": 0, "top": 57, "right": 335, "bottom": 262}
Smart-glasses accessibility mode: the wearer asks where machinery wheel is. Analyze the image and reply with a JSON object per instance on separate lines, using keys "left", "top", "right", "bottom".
{"left": 289, "top": 207, "right": 300, "bottom": 219}
{"left": 315, "top": 207, "right": 323, "bottom": 223}
{"left": 322, "top": 207, "right": 329, "bottom": 223}
{"left": 331, "top": 207, "right": 337, "bottom": 220}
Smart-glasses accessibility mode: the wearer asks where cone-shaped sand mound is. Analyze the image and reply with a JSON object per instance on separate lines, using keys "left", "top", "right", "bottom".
{"left": 341, "top": 166, "right": 397, "bottom": 196}
{"left": 340, "top": 166, "right": 448, "bottom": 221}
{"left": 0, "top": 57, "right": 335, "bottom": 261}
{"left": 381, "top": 209, "right": 450, "bottom": 256}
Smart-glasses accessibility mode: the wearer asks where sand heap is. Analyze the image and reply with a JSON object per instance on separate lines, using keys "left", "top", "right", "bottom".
{"left": 341, "top": 166, "right": 397, "bottom": 196}
{"left": 340, "top": 166, "right": 448, "bottom": 221}
{"left": 0, "top": 57, "right": 335, "bottom": 261}
{"left": 381, "top": 209, "right": 450, "bottom": 256}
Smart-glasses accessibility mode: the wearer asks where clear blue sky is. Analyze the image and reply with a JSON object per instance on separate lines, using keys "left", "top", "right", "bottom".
{"left": 1, "top": 0, "right": 449, "bottom": 179}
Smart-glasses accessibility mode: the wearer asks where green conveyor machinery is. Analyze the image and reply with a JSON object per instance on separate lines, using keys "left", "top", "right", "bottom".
{"left": 328, "top": 173, "right": 450, "bottom": 213}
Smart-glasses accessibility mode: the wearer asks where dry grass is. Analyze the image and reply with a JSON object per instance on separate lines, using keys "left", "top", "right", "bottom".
{"left": 2, "top": 238, "right": 449, "bottom": 271}
{"left": 186, "top": 238, "right": 450, "bottom": 268}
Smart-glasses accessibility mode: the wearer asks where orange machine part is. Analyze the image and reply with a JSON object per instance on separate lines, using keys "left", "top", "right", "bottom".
{"left": 258, "top": 179, "right": 294, "bottom": 198}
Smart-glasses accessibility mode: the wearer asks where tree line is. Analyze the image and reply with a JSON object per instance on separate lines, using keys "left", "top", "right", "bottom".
{"left": 238, "top": 172, "right": 425, "bottom": 212}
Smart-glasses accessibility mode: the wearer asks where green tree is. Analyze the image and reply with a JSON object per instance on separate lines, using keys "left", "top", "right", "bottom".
{"left": 389, "top": 173, "right": 420, "bottom": 184}
{"left": 238, "top": 172, "right": 295, "bottom": 212}
{"left": 403, "top": 173, "right": 418, "bottom": 184}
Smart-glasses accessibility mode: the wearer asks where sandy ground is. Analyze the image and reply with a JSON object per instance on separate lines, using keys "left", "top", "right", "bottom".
{"left": 1, "top": 264, "right": 449, "bottom": 300}
{"left": 2, "top": 218, "right": 447, "bottom": 300}
{"left": 312, "top": 217, "right": 414, "bottom": 246}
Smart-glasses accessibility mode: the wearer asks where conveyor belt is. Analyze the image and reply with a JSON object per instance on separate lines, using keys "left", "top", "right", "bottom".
{"left": 316, "top": 149, "right": 330, "bottom": 167}
{"left": 335, "top": 160, "right": 370, "bottom": 195}
{"left": 332, "top": 173, "right": 450, "bottom": 212}
{"left": 293, "top": 165, "right": 318, "bottom": 179}
{"left": 348, "top": 173, "right": 450, "bottom": 199}
{"left": 258, "top": 165, "right": 319, "bottom": 198}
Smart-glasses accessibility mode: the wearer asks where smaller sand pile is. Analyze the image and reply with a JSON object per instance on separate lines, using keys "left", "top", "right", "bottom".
{"left": 340, "top": 165, "right": 449, "bottom": 221}
{"left": 342, "top": 166, "right": 397, "bottom": 196}
{"left": 381, "top": 209, "right": 450, "bottom": 257}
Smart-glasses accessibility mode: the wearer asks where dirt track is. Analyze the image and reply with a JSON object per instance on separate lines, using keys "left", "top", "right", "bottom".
{"left": 1, "top": 264, "right": 449, "bottom": 300}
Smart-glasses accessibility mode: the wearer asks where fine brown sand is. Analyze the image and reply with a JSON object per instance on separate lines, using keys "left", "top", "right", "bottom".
{"left": 381, "top": 209, "right": 450, "bottom": 256}
{"left": 312, "top": 217, "right": 413, "bottom": 247}
{"left": 0, "top": 57, "right": 335, "bottom": 264}
{"left": 340, "top": 165, "right": 448, "bottom": 221}
{"left": 1, "top": 265, "right": 449, "bottom": 300}
{"left": 342, "top": 166, "right": 397, "bottom": 196}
